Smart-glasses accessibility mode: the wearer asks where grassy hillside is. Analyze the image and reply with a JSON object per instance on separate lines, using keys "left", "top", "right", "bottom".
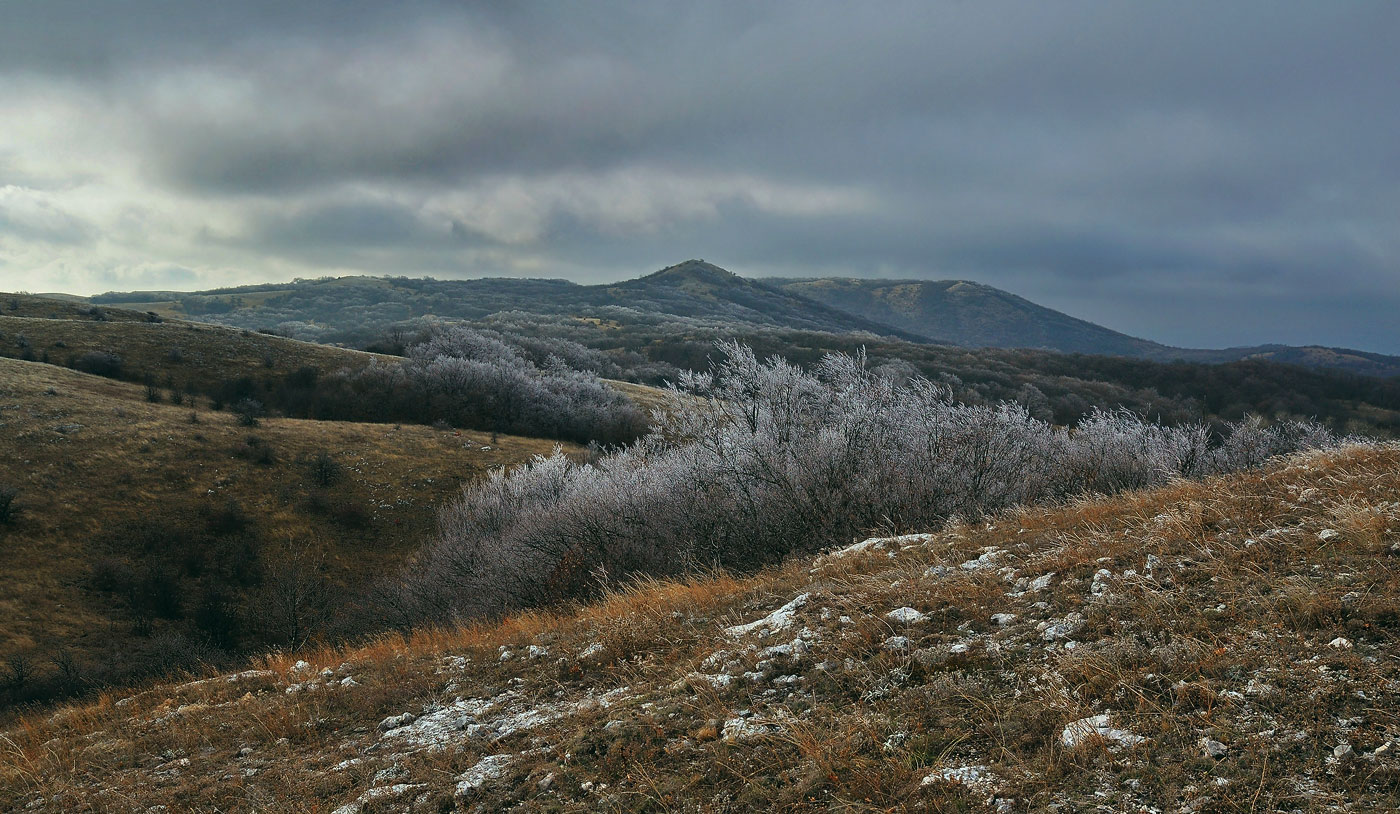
{"left": 0, "top": 294, "right": 385, "bottom": 398}
{"left": 4, "top": 442, "right": 1396, "bottom": 811}
{"left": 0, "top": 358, "right": 574, "bottom": 704}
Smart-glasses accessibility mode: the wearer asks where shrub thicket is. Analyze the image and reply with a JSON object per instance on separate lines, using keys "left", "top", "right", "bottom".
{"left": 388, "top": 342, "right": 1340, "bottom": 625}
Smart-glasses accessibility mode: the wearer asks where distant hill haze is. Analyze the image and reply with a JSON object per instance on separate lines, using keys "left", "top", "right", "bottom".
{"left": 771, "top": 276, "right": 1400, "bottom": 377}
{"left": 83, "top": 260, "right": 1400, "bottom": 377}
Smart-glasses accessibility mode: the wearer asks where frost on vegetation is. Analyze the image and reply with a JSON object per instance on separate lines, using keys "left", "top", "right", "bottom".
{"left": 1060, "top": 714, "right": 1147, "bottom": 749}
{"left": 726, "top": 593, "right": 809, "bottom": 637}
{"left": 392, "top": 342, "right": 1338, "bottom": 627}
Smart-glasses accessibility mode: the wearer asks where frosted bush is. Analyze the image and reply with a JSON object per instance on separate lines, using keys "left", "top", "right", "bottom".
{"left": 393, "top": 342, "right": 1338, "bottom": 624}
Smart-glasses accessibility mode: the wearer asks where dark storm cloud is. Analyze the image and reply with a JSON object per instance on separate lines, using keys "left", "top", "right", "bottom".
{"left": 0, "top": 1, "right": 1396, "bottom": 351}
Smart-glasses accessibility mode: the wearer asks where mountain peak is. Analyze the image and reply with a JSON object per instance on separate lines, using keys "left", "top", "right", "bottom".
{"left": 638, "top": 260, "right": 740, "bottom": 286}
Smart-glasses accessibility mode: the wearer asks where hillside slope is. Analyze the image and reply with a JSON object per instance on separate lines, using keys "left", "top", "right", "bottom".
{"left": 775, "top": 277, "right": 1400, "bottom": 377}
{"left": 0, "top": 294, "right": 387, "bottom": 396}
{"left": 775, "top": 277, "right": 1163, "bottom": 357}
{"left": 85, "top": 262, "right": 912, "bottom": 343}
{"left": 5, "top": 443, "right": 1397, "bottom": 812}
{"left": 0, "top": 358, "right": 574, "bottom": 703}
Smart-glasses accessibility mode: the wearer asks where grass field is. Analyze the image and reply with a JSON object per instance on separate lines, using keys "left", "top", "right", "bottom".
{"left": 0, "top": 356, "right": 575, "bottom": 702}
{"left": 0, "top": 295, "right": 385, "bottom": 398}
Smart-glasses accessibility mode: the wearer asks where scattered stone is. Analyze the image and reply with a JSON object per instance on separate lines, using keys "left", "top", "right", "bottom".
{"left": 882, "top": 635, "right": 912, "bottom": 652}
{"left": 1060, "top": 714, "right": 1146, "bottom": 749}
{"left": 1318, "top": 529, "right": 1341, "bottom": 541}
{"left": 1029, "top": 573, "right": 1055, "bottom": 592}
{"left": 1329, "top": 637, "right": 1354, "bottom": 650}
{"left": 961, "top": 548, "right": 1005, "bottom": 570}
{"left": 722, "top": 715, "right": 784, "bottom": 742}
{"left": 1332, "top": 743, "right": 1355, "bottom": 764}
{"left": 885, "top": 607, "right": 928, "bottom": 625}
{"left": 331, "top": 783, "right": 426, "bottom": 814}
{"left": 1244, "top": 679, "right": 1277, "bottom": 698}
{"left": 1201, "top": 737, "right": 1229, "bottom": 758}
{"left": 455, "top": 754, "right": 514, "bottom": 799}
{"left": 726, "top": 594, "right": 809, "bottom": 637}
{"left": 921, "top": 764, "right": 997, "bottom": 788}
{"left": 1040, "top": 612, "right": 1085, "bottom": 641}
{"left": 377, "top": 712, "right": 416, "bottom": 732}
{"left": 991, "top": 613, "right": 1017, "bottom": 627}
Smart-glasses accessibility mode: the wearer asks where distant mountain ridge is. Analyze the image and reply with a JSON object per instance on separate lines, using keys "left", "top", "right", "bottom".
{"left": 772, "top": 277, "right": 1162, "bottom": 356}
{"left": 771, "top": 276, "right": 1400, "bottom": 377}
{"left": 86, "top": 260, "right": 1400, "bottom": 377}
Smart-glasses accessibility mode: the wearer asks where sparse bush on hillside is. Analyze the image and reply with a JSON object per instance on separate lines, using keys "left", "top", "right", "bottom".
{"left": 234, "top": 398, "right": 264, "bottom": 427}
{"left": 308, "top": 450, "right": 342, "bottom": 486}
{"left": 72, "top": 350, "right": 123, "bottom": 378}
{"left": 389, "top": 342, "right": 1341, "bottom": 625}
{"left": 0, "top": 485, "right": 17, "bottom": 524}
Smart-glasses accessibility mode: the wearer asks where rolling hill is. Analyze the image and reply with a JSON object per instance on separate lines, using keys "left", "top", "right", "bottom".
{"left": 4, "top": 441, "right": 1397, "bottom": 811}
{"left": 0, "top": 356, "right": 575, "bottom": 705}
{"left": 84, "top": 263, "right": 1400, "bottom": 378}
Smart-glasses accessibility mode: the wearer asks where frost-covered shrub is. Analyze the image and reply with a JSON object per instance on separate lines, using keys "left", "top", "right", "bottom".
{"left": 320, "top": 326, "right": 647, "bottom": 445}
{"left": 393, "top": 342, "right": 1339, "bottom": 625}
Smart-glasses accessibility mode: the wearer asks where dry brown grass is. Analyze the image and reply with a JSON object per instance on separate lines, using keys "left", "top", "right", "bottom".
{"left": 0, "top": 357, "right": 575, "bottom": 700}
{"left": 3, "top": 441, "right": 1398, "bottom": 812}
{"left": 0, "top": 295, "right": 387, "bottom": 395}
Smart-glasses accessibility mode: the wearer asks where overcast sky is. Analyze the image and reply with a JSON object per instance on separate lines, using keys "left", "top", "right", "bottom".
{"left": 1, "top": 2, "right": 1396, "bottom": 352}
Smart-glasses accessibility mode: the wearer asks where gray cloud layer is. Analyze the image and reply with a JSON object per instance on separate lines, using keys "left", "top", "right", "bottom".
{"left": 0, "top": 1, "right": 1396, "bottom": 351}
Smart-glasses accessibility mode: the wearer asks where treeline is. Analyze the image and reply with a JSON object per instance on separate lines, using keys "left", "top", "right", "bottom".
{"left": 5, "top": 325, "right": 648, "bottom": 446}
{"left": 310, "top": 327, "right": 646, "bottom": 445}
{"left": 382, "top": 343, "right": 1341, "bottom": 626}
